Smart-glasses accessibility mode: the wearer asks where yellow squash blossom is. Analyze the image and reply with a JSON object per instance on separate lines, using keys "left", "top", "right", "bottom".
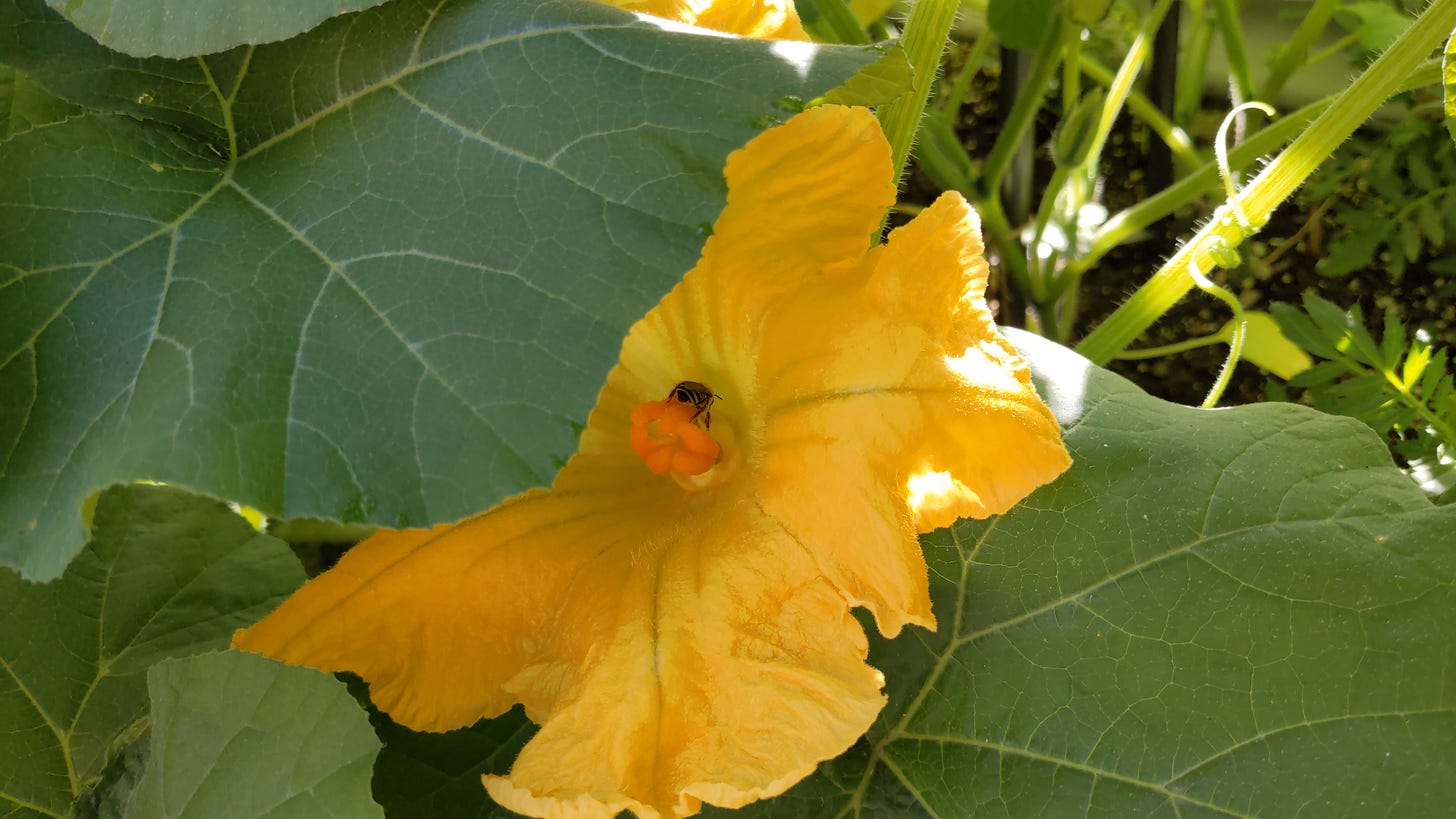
{"left": 234, "top": 105, "right": 1070, "bottom": 819}
{"left": 599, "top": 0, "right": 808, "bottom": 40}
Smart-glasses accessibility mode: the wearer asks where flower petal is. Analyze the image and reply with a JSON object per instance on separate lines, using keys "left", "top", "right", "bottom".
{"left": 239, "top": 467, "right": 885, "bottom": 818}
{"left": 605, "top": 106, "right": 898, "bottom": 484}
{"left": 484, "top": 502, "right": 885, "bottom": 819}
{"left": 233, "top": 109, "right": 1069, "bottom": 819}
{"left": 706, "top": 105, "right": 895, "bottom": 294}
{"left": 232, "top": 488, "right": 659, "bottom": 732}
{"left": 876, "top": 193, "right": 1072, "bottom": 525}
{"left": 602, "top": 0, "right": 809, "bottom": 39}
{"left": 752, "top": 192, "right": 1069, "bottom": 632}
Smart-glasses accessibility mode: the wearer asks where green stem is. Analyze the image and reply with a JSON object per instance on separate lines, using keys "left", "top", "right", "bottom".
{"left": 1027, "top": 163, "right": 1073, "bottom": 298}
{"left": 1063, "top": 60, "right": 1436, "bottom": 286}
{"left": 876, "top": 0, "right": 959, "bottom": 184}
{"left": 1080, "top": 0, "right": 1175, "bottom": 174}
{"left": 1306, "top": 32, "right": 1361, "bottom": 69}
{"left": 1080, "top": 55, "right": 1200, "bottom": 172}
{"left": 979, "top": 193, "right": 1035, "bottom": 304}
{"left": 1115, "top": 332, "right": 1226, "bottom": 359}
{"left": 1070, "top": 59, "right": 1439, "bottom": 278}
{"left": 1187, "top": 265, "right": 1247, "bottom": 407}
{"left": 802, "top": 0, "right": 870, "bottom": 44}
{"left": 1212, "top": 0, "right": 1254, "bottom": 102}
{"left": 1259, "top": 0, "right": 1338, "bottom": 101}
{"left": 1389, "top": 372, "right": 1456, "bottom": 447}
{"left": 1052, "top": 275, "right": 1081, "bottom": 342}
{"left": 1174, "top": 0, "right": 1214, "bottom": 125}
{"left": 937, "top": 32, "right": 995, "bottom": 118}
{"left": 1023, "top": 0, "right": 1171, "bottom": 331}
{"left": 1066, "top": 103, "right": 1314, "bottom": 280}
{"left": 980, "top": 19, "right": 1067, "bottom": 195}
{"left": 1062, "top": 35, "right": 1082, "bottom": 109}
{"left": 1076, "top": 1, "right": 1456, "bottom": 365}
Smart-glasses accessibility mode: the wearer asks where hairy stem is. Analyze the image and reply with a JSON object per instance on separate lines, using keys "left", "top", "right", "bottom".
{"left": 1075, "top": 3, "right": 1456, "bottom": 365}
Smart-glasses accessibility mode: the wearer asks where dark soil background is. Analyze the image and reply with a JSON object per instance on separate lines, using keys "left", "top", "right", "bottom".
{"left": 902, "top": 44, "right": 1456, "bottom": 409}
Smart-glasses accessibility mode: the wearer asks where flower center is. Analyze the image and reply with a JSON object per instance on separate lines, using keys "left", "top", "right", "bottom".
{"left": 629, "top": 396, "right": 722, "bottom": 478}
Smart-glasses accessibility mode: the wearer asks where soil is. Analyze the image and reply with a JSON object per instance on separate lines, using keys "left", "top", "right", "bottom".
{"left": 903, "top": 44, "right": 1456, "bottom": 409}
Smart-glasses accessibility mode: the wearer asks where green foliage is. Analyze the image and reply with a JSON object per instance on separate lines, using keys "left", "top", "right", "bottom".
{"left": 353, "top": 333, "right": 1456, "bottom": 818}
{"left": 820, "top": 43, "right": 913, "bottom": 107}
{"left": 0, "top": 484, "right": 303, "bottom": 818}
{"left": 128, "top": 651, "right": 382, "bottom": 818}
{"left": 369, "top": 704, "right": 532, "bottom": 819}
{"left": 1333, "top": 1, "right": 1419, "bottom": 52}
{"left": 1445, "top": 26, "right": 1456, "bottom": 144}
{"left": 6, "top": 0, "right": 1456, "bottom": 816}
{"left": 1302, "top": 112, "right": 1456, "bottom": 279}
{"left": 0, "top": 0, "right": 872, "bottom": 582}
{"left": 43, "top": 0, "right": 390, "bottom": 59}
{"left": 730, "top": 331, "right": 1456, "bottom": 816}
{"left": 1225, "top": 310, "right": 1312, "bottom": 380}
{"left": 0, "top": 66, "right": 78, "bottom": 137}
{"left": 1272, "top": 293, "right": 1456, "bottom": 499}
{"left": 985, "top": 0, "right": 1057, "bottom": 50}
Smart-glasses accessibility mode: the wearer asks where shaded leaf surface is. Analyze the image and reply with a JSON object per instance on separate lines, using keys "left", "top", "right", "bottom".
{"left": 0, "top": 0, "right": 872, "bottom": 580}
{"left": 710, "top": 331, "right": 1456, "bottom": 817}
{"left": 45, "top": 0, "right": 389, "bottom": 59}
{"left": 127, "top": 651, "right": 382, "bottom": 819}
{"left": 0, "top": 69, "right": 78, "bottom": 137}
{"left": 0, "top": 0, "right": 233, "bottom": 141}
{"left": 0, "top": 485, "right": 303, "bottom": 819}
{"left": 369, "top": 703, "right": 533, "bottom": 819}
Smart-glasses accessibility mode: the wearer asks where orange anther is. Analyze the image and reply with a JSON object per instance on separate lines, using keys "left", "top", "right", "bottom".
{"left": 630, "top": 399, "right": 721, "bottom": 476}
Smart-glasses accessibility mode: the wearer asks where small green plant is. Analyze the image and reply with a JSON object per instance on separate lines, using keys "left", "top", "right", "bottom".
{"left": 1273, "top": 293, "right": 1456, "bottom": 501}
{"left": 1300, "top": 111, "right": 1456, "bottom": 278}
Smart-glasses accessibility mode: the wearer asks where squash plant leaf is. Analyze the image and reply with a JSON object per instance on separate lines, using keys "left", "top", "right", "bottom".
{"left": 43, "top": 0, "right": 391, "bottom": 60}
{"left": 0, "top": 484, "right": 303, "bottom": 819}
{"left": 718, "top": 331, "right": 1456, "bottom": 817}
{"left": 0, "top": 0, "right": 873, "bottom": 580}
{"left": 354, "top": 333, "right": 1456, "bottom": 817}
{"left": 127, "top": 651, "right": 383, "bottom": 819}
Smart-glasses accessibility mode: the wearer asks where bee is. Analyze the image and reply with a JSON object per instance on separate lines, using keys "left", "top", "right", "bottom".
{"left": 668, "top": 380, "right": 717, "bottom": 428}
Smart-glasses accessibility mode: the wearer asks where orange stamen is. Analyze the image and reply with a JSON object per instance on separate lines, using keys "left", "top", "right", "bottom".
{"left": 630, "top": 399, "right": 721, "bottom": 476}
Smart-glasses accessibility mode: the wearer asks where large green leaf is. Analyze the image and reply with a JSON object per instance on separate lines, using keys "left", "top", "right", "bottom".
{"left": 0, "top": 0, "right": 872, "bottom": 580}
{"left": 127, "top": 651, "right": 382, "bottom": 819}
{"left": 353, "top": 333, "right": 1456, "bottom": 817}
{"left": 45, "top": 0, "right": 388, "bottom": 59}
{"left": 0, "top": 69, "right": 78, "bottom": 137}
{"left": 717, "top": 331, "right": 1453, "bottom": 817}
{"left": 0, "top": 0, "right": 234, "bottom": 142}
{"left": 0, "top": 484, "right": 303, "bottom": 819}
